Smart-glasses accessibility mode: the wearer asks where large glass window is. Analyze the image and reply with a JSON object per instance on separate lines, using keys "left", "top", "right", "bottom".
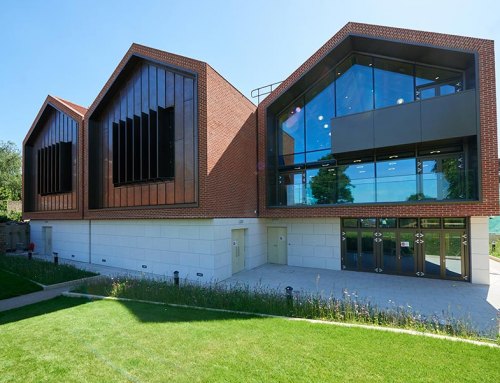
{"left": 307, "top": 167, "right": 336, "bottom": 205}
{"left": 415, "top": 65, "right": 462, "bottom": 100}
{"left": 336, "top": 55, "right": 373, "bottom": 117}
{"left": 273, "top": 52, "right": 473, "bottom": 207}
{"left": 338, "top": 161, "right": 375, "bottom": 203}
{"left": 376, "top": 157, "right": 417, "bottom": 202}
{"left": 374, "top": 58, "right": 414, "bottom": 108}
{"left": 278, "top": 100, "right": 305, "bottom": 166}
{"left": 279, "top": 171, "right": 305, "bottom": 206}
{"left": 420, "top": 154, "right": 464, "bottom": 201}
{"left": 305, "top": 72, "right": 335, "bottom": 155}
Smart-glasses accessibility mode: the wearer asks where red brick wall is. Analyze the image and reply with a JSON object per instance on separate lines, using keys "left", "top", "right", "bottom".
{"left": 205, "top": 65, "right": 257, "bottom": 217}
{"left": 257, "top": 22, "right": 499, "bottom": 218}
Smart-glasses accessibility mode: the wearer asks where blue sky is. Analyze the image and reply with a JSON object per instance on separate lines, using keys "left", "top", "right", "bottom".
{"left": 0, "top": 0, "right": 499, "bottom": 150}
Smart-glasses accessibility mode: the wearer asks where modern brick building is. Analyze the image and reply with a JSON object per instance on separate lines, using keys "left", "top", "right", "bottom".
{"left": 23, "top": 23, "right": 498, "bottom": 284}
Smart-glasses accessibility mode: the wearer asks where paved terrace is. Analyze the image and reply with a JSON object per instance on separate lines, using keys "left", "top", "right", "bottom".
{"left": 225, "top": 260, "right": 500, "bottom": 336}
{"left": 5, "top": 252, "right": 500, "bottom": 336}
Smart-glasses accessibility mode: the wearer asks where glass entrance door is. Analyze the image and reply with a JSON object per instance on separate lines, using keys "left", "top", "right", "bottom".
{"left": 444, "top": 232, "right": 464, "bottom": 278}
{"left": 380, "top": 231, "right": 397, "bottom": 273}
{"left": 342, "top": 230, "right": 359, "bottom": 270}
{"left": 340, "top": 218, "right": 469, "bottom": 281}
{"left": 360, "top": 231, "right": 375, "bottom": 271}
{"left": 398, "top": 231, "right": 417, "bottom": 275}
{"left": 422, "top": 231, "right": 441, "bottom": 277}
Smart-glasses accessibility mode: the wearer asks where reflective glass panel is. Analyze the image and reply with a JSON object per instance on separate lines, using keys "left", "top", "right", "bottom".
{"left": 444, "top": 232, "right": 462, "bottom": 277}
{"left": 415, "top": 66, "right": 462, "bottom": 87}
{"left": 382, "top": 232, "right": 397, "bottom": 273}
{"left": 305, "top": 72, "right": 335, "bottom": 152}
{"left": 360, "top": 231, "right": 375, "bottom": 271}
{"left": 338, "top": 162, "right": 375, "bottom": 203}
{"left": 279, "top": 153, "right": 305, "bottom": 168}
{"left": 306, "top": 168, "right": 336, "bottom": 205}
{"left": 278, "top": 100, "right": 305, "bottom": 163}
{"left": 306, "top": 150, "right": 333, "bottom": 163}
{"left": 376, "top": 158, "right": 417, "bottom": 202}
{"left": 336, "top": 55, "right": 373, "bottom": 117}
{"left": 279, "top": 172, "right": 305, "bottom": 206}
{"left": 399, "top": 218, "right": 418, "bottom": 228}
{"left": 344, "top": 231, "right": 358, "bottom": 270}
{"left": 421, "top": 159, "right": 438, "bottom": 199}
{"left": 421, "top": 218, "right": 441, "bottom": 229}
{"left": 374, "top": 58, "right": 414, "bottom": 108}
{"left": 378, "top": 218, "right": 397, "bottom": 228}
{"left": 423, "top": 232, "right": 441, "bottom": 276}
{"left": 415, "top": 66, "right": 462, "bottom": 100}
{"left": 399, "top": 232, "right": 416, "bottom": 274}
{"left": 443, "top": 218, "right": 466, "bottom": 229}
{"left": 360, "top": 218, "right": 377, "bottom": 228}
{"left": 421, "top": 156, "right": 464, "bottom": 200}
{"left": 342, "top": 218, "right": 358, "bottom": 228}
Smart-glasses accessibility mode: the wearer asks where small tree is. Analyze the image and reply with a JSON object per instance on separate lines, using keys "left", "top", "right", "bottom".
{"left": 0, "top": 141, "right": 22, "bottom": 217}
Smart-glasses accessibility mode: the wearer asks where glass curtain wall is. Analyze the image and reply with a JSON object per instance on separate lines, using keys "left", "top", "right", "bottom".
{"left": 276, "top": 53, "right": 468, "bottom": 207}
{"left": 278, "top": 146, "right": 471, "bottom": 206}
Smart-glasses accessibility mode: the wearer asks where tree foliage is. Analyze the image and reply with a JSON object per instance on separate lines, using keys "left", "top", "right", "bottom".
{"left": 0, "top": 141, "right": 22, "bottom": 216}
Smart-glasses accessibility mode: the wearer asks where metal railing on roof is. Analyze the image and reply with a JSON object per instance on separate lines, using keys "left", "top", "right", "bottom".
{"left": 251, "top": 81, "right": 283, "bottom": 104}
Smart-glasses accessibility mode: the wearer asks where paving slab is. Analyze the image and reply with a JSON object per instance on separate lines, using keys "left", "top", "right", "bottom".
{"left": 224, "top": 260, "right": 500, "bottom": 336}
{"left": 0, "top": 286, "right": 70, "bottom": 312}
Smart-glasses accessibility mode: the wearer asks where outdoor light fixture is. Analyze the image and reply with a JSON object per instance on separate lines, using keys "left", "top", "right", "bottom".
{"left": 397, "top": 98, "right": 404, "bottom": 104}
{"left": 318, "top": 115, "right": 324, "bottom": 121}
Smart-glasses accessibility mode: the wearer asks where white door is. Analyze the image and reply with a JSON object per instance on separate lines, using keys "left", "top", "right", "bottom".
{"left": 42, "top": 226, "right": 52, "bottom": 256}
{"left": 267, "top": 227, "right": 287, "bottom": 264}
{"left": 231, "top": 229, "right": 245, "bottom": 274}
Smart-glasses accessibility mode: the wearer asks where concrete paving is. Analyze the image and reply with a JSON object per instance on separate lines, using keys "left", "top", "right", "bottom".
{"left": 224, "top": 260, "right": 500, "bottom": 336}
{"left": 0, "top": 286, "right": 71, "bottom": 312}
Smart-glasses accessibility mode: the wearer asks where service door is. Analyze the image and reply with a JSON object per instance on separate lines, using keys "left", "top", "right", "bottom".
{"left": 42, "top": 226, "right": 52, "bottom": 256}
{"left": 231, "top": 229, "right": 245, "bottom": 274}
{"left": 267, "top": 227, "right": 287, "bottom": 264}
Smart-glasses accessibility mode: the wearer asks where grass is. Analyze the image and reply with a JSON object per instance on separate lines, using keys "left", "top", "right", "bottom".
{"left": 0, "top": 297, "right": 498, "bottom": 383}
{"left": 490, "top": 244, "right": 500, "bottom": 259}
{"left": 0, "top": 269, "right": 42, "bottom": 299}
{"left": 0, "top": 254, "right": 97, "bottom": 285}
{"left": 76, "top": 276, "right": 495, "bottom": 340}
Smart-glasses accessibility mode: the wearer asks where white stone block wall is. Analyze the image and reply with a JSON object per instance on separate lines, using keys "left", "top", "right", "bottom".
{"left": 30, "top": 220, "right": 90, "bottom": 262}
{"left": 265, "top": 218, "right": 341, "bottom": 270}
{"left": 470, "top": 216, "right": 490, "bottom": 285}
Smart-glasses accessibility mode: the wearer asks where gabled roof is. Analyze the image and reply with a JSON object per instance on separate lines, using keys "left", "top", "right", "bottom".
{"left": 23, "top": 95, "right": 86, "bottom": 146}
{"left": 53, "top": 96, "right": 88, "bottom": 116}
{"left": 86, "top": 43, "right": 207, "bottom": 119}
{"left": 262, "top": 21, "right": 490, "bottom": 112}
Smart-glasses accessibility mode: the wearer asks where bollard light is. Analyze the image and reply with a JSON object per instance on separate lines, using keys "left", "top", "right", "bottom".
{"left": 53, "top": 252, "right": 59, "bottom": 265}
{"left": 173, "top": 270, "right": 179, "bottom": 286}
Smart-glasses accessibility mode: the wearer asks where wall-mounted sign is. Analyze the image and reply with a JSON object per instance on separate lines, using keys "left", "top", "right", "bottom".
{"left": 400, "top": 241, "right": 410, "bottom": 247}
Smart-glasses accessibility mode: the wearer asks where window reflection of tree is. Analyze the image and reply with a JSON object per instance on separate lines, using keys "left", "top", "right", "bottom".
{"left": 309, "top": 154, "right": 354, "bottom": 204}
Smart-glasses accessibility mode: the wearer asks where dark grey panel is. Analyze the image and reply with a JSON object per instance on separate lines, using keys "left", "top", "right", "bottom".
{"left": 331, "top": 111, "right": 374, "bottom": 153}
{"left": 373, "top": 102, "right": 421, "bottom": 147}
{"left": 421, "top": 90, "right": 476, "bottom": 142}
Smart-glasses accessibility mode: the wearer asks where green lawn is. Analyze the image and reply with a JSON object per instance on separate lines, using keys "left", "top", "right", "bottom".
{"left": 0, "top": 297, "right": 498, "bottom": 382}
{"left": 0, "top": 269, "right": 42, "bottom": 299}
{"left": 0, "top": 255, "right": 97, "bottom": 285}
